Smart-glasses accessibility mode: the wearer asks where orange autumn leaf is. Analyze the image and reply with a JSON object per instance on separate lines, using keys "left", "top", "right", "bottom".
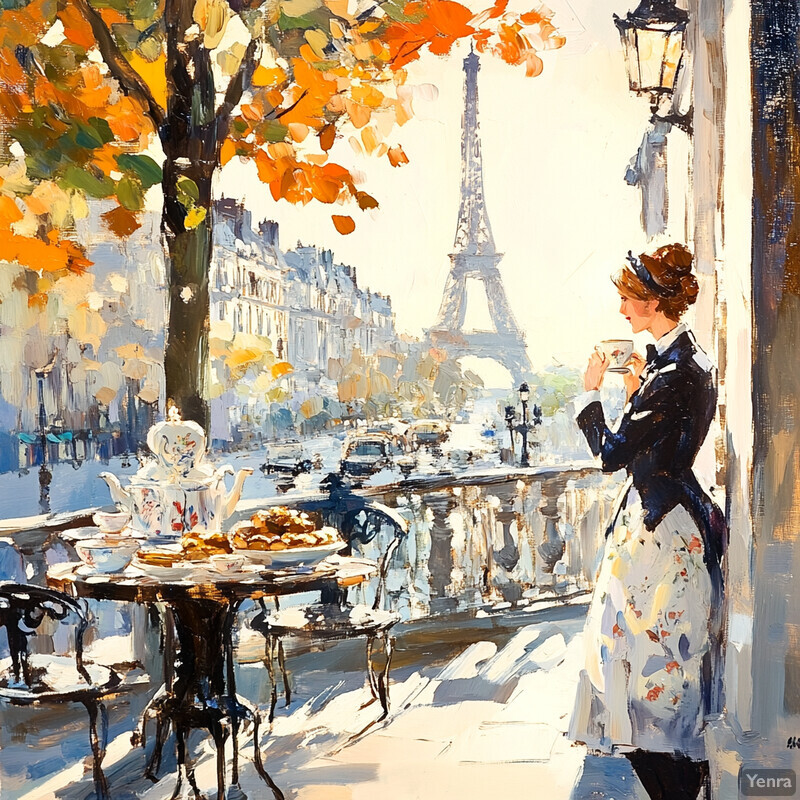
{"left": 487, "top": 0, "right": 509, "bottom": 19}
{"left": 28, "top": 291, "right": 48, "bottom": 310}
{"left": 386, "top": 0, "right": 476, "bottom": 66}
{"left": 332, "top": 214, "right": 355, "bottom": 234}
{"left": 356, "top": 191, "right": 378, "bottom": 210}
{"left": 252, "top": 64, "right": 287, "bottom": 88}
{"left": 220, "top": 138, "right": 237, "bottom": 166}
{"left": 102, "top": 206, "right": 141, "bottom": 237}
{"left": 127, "top": 52, "right": 168, "bottom": 112}
{"left": 58, "top": 4, "right": 96, "bottom": 49}
{"left": 387, "top": 145, "right": 409, "bottom": 167}
{"left": 270, "top": 361, "right": 293, "bottom": 379}
{"left": 319, "top": 123, "right": 336, "bottom": 151}
{"left": 0, "top": 196, "right": 23, "bottom": 229}
{"left": 0, "top": 0, "right": 51, "bottom": 50}
{"left": 0, "top": 232, "right": 91, "bottom": 274}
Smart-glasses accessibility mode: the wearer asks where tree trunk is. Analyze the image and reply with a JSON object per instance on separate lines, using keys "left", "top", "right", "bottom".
{"left": 160, "top": 0, "right": 221, "bottom": 429}
{"left": 162, "top": 165, "right": 213, "bottom": 430}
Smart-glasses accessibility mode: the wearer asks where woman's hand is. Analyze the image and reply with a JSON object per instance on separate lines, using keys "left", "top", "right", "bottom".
{"left": 622, "top": 351, "right": 646, "bottom": 401}
{"left": 583, "top": 350, "right": 609, "bottom": 391}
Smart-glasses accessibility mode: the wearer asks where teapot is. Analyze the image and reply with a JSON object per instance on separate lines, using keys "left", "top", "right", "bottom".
{"left": 99, "top": 408, "right": 252, "bottom": 537}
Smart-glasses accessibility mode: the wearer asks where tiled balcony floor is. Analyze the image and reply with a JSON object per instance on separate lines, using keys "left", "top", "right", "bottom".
{"left": 0, "top": 598, "right": 648, "bottom": 800}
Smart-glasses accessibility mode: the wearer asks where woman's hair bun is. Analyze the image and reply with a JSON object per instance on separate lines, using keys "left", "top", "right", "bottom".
{"left": 655, "top": 242, "right": 693, "bottom": 276}
{"left": 615, "top": 242, "right": 698, "bottom": 321}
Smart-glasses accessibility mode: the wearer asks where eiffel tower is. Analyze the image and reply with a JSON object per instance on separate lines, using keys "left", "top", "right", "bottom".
{"left": 428, "top": 51, "right": 532, "bottom": 383}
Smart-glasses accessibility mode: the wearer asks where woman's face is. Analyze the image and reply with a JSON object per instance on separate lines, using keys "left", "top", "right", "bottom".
{"left": 619, "top": 293, "right": 660, "bottom": 334}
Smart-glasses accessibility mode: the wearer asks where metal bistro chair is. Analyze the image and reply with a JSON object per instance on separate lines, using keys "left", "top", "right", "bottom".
{"left": 0, "top": 583, "right": 125, "bottom": 800}
{"left": 252, "top": 503, "right": 409, "bottom": 723}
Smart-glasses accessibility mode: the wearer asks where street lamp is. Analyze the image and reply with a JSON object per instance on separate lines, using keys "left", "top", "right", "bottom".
{"left": 614, "top": 0, "right": 691, "bottom": 133}
{"left": 518, "top": 382, "right": 530, "bottom": 467}
{"left": 504, "top": 405, "right": 516, "bottom": 462}
{"left": 34, "top": 358, "right": 56, "bottom": 513}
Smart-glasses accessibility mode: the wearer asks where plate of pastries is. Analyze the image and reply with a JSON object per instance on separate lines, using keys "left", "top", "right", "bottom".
{"left": 229, "top": 507, "right": 345, "bottom": 567}
{"left": 132, "top": 530, "right": 245, "bottom": 579}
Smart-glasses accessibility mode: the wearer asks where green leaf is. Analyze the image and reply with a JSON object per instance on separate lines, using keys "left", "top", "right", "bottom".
{"left": 132, "top": 0, "right": 158, "bottom": 21}
{"left": 136, "top": 34, "right": 163, "bottom": 61}
{"left": 116, "top": 153, "right": 163, "bottom": 189}
{"left": 60, "top": 166, "right": 115, "bottom": 198}
{"left": 277, "top": 8, "right": 331, "bottom": 31}
{"left": 90, "top": 0, "right": 133, "bottom": 11}
{"left": 75, "top": 118, "right": 114, "bottom": 149}
{"left": 116, "top": 176, "right": 144, "bottom": 210}
{"left": 380, "top": 0, "right": 410, "bottom": 22}
{"left": 258, "top": 120, "right": 289, "bottom": 143}
{"left": 176, "top": 175, "right": 199, "bottom": 201}
{"left": 110, "top": 22, "right": 143, "bottom": 50}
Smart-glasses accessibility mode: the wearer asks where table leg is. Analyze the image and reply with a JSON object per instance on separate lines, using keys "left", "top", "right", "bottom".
{"left": 134, "top": 596, "right": 282, "bottom": 799}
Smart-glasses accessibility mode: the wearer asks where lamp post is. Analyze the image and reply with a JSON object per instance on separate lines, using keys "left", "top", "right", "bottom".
{"left": 614, "top": 0, "right": 691, "bottom": 133}
{"left": 34, "top": 359, "right": 56, "bottom": 514}
{"left": 504, "top": 405, "right": 516, "bottom": 462}
{"left": 518, "top": 382, "right": 530, "bottom": 467}
{"left": 531, "top": 403, "right": 542, "bottom": 464}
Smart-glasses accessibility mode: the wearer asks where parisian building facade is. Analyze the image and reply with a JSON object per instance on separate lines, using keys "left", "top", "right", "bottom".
{"left": 209, "top": 198, "right": 395, "bottom": 442}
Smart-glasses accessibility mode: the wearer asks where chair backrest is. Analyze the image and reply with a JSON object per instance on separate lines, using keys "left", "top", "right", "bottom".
{"left": 0, "top": 583, "right": 90, "bottom": 688}
{"left": 343, "top": 503, "right": 409, "bottom": 611}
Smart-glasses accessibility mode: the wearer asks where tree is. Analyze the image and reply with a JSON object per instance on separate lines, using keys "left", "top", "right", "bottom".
{"left": 0, "top": 0, "right": 564, "bottom": 427}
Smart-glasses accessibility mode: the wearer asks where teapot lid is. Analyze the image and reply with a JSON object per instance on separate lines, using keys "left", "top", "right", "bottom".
{"left": 145, "top": 406, "right": 209, "bottom": 481}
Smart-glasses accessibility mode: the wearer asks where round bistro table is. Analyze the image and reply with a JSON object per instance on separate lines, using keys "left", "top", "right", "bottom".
{"left": 47, "top": 556, "right": 377, "bottom": 800}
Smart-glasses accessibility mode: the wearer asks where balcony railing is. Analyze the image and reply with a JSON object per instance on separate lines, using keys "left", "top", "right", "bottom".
{"left": 0, "top": 465, "right": 622, "bottom": 666}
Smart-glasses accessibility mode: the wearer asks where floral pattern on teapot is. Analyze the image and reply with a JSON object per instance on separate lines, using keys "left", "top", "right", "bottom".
{"left": 144, "top": 406, "right": 211, "bottom": 481}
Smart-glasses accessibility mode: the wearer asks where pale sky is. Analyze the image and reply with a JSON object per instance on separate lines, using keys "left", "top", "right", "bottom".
{"left": 218, "top": 0, "right": 692, "bottom": 384}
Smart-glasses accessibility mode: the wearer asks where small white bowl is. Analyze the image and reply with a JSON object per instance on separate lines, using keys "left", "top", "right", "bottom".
{"left": 207, "top": 554, "right": 247, "bottom": 575}
{"left": 75, "top": 538, "right": 140, "bottom": 573}
{"left": 92, "top": 511, "right": 131, "bottom": 534}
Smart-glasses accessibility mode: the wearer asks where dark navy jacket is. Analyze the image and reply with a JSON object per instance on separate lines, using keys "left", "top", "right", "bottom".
{"left": 577, "top": 330, "right": 727, "bottom": 582}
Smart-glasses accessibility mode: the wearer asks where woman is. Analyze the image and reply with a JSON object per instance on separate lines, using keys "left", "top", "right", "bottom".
{"left": 568, "top": 243, "right": 727, "bottom": 800}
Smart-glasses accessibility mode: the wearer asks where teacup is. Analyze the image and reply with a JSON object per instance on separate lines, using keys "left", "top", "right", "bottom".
{"left": 92, "top": 511, "right": 131, "bottom": 534}
{"left": 599, "top": 339, "right": 634, "bottom": 373}
{"left": 76, "top": 538, "right": 140, "bottom": 573}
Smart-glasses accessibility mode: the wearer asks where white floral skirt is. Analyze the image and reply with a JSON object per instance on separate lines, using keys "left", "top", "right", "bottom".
{"left": 568, "top": 488, "right": 712, "bottom": 760}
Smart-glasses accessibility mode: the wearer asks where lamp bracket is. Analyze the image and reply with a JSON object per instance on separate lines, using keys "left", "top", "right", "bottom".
{"left": 650, "top": 107, "right": 693, "bottom": 135}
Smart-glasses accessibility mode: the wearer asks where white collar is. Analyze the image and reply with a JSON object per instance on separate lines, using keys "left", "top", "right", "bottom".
{"left": 654, "top": 322, "right": 687, "bottom": 355}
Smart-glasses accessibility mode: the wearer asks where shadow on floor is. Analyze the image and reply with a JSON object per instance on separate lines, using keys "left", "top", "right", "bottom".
{"left": 570, "top": 754, "right": 647, "bottom": 800}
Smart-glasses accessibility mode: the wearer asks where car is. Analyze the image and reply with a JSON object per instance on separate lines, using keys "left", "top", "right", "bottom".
{"left": 340, "top": 433, "right": 395, "bottom": 478}
{"left": 261, "top": 441, "right": 313, "bottom": 476}
{"left": 406, "top": 419, "right": 450, "bottom": 450}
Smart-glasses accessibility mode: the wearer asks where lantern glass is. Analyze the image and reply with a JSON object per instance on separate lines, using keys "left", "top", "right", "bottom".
{"left": 614, "top": 0, "right": 688, "bottom": 96}
{"left": 660, "top": 27, "right": 686, "bottom": 88}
